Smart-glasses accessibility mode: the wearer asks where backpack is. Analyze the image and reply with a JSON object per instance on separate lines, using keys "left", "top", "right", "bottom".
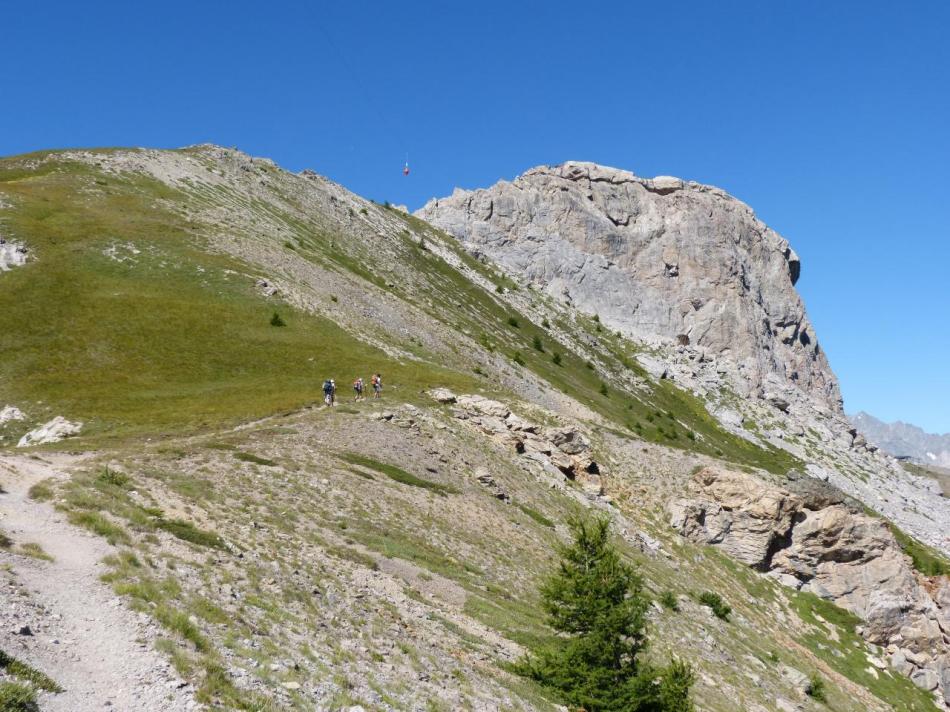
{"left": 323, "top": 380, "right": 332, "bottom": 392}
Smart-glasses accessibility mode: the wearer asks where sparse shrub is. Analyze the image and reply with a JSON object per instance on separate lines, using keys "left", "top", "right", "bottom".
{"left": 551, "top": 353, "right": 562, "bottom": 366}
{"left": 473, "top": 365, "right": 485, "bottom": 376}
{"left": 598, "top": 382, "right": 608, "bottom": 396}
{"left": 808, "top": 674, "right": 827, "bottom": 702}
{"left": 97, "top": 467, "right": 130, "bottom": 487}
{"left": 532, "top": 335, "right": 544, "bottom": 352}
{"left": 686, "top": 430, "right": 696, "bottom": 441}
{"left": 585, "top": 360, "right": 594, "bottom": 370}
{"left": 507, "top": 316, "right": 520, "bottom": 328}
{"left": 660, "top": 591, "right": 679, "bottom": 611}
{"left": 283, "top": 241, "right": 295, "bottom": 250}
{"left": 513, "top": 351, "right": 526, "bottom": 366}
{"left": 646, "top": 413, "right": 655, "bottom": 423}
{"left": 270, "top": 312, "right": 285, "bottom": 327}
{"left": 592, "top": 314, "right": 600, "bottom": 322}
{"left": 541, "top": 318, "right": 551, "bottom": 328}
{"left": 767, "top": 651, "right": 779, "bottom": 664}
{"left": 698, "top": 591, "right": 731, "bottom": 621}
{"left": 495, "top": 284, "right": 504, "bottom": 293}
{"left": 517, "top": 516, "right": 694, "bottom": 711}
{"left": 27, "top": 481, "right": 53, "bottom": 501}
{"left": 0, "top": 532, "right": 11, "bottom": 549}
{"left": 330, "top": 294, "right": 338, "bottom": 303}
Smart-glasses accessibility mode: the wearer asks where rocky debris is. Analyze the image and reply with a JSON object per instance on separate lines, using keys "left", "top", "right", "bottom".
{"left": 417, "top": 161, "right": 840, "bottom": 408}
{"left": 256, "top": 278, "right": 279, "bottom": 297}
{"left": 670, "top": 466, "right": 950, "bottom": 707}
{"left": 17, "top": 417, "right": 83, "bottom": 447}
{"left": 0, "top": 405, "right": 25, "bottom": 424}
{"left": 473, "top": 468, "right": 510, "bottom": 502}
{"left": 0, "top": 238, "right": 28, "bottom": 271}
{"left": 433, "top": 392, "right": 604, "bottom": 497}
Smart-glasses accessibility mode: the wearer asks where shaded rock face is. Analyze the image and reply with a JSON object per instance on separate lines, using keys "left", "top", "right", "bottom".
{"left": 670, "top": 467, "right": 950, "bottom": 707}
{"left": 417, "top": 162, "right": 841, "bottom": 408}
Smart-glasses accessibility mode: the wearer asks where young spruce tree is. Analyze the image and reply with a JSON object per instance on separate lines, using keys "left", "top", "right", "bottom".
{"left": 520, "top": 516, "right": 693, "bottom": 712}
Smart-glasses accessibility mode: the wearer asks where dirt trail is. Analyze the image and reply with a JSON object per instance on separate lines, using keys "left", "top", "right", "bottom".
{"left": 0, "top": 453, "right": 197, "bottom": 711}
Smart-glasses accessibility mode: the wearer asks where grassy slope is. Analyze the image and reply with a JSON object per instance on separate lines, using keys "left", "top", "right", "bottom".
{"left": 0, "top": 155, "right": 475, "bottom": 443}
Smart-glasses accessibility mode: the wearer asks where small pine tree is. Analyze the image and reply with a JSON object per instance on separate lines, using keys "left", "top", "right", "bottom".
{"left": 552, "top": 352, "right": 562, "bottom": 366}
{"left": 520, "top": 516, "right": 693, "bottom": 711}
{"left": 599, "top": 382, "right": 609, "bottom": 397}
{"left": 270, "top": 312, "right": 285, "bottom": 327}
{"left": 532, "top": 335, "right": 544, "bottom": 352}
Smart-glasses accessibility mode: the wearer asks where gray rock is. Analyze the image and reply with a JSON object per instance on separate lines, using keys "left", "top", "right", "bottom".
{"left": 418, "top": 161, "right": 841, "bottom": 408}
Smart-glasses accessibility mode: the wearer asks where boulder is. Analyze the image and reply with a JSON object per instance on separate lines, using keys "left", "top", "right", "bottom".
{"left": 17, "top": 417, "right": 82, "bottom": 447}
{"left": 0, "top": 405, "right": 25, "bottom": 424}
{"left": 427, "top": 388, "right": 458, "bottom": 404}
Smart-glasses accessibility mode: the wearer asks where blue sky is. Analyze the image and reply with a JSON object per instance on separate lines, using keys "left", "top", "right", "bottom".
{"left": 4, "top": 2, "right": 948, "bottom": 432}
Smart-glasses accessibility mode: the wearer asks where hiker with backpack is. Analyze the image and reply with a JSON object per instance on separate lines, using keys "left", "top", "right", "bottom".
{"left": 323, "top": 378, "right": 336, "bottom": 406}
{"left": 371, "top": 373, "right": 382, "bottom": 399}
{"left": 353, "top": 377, "right": 365, "bottom": 401}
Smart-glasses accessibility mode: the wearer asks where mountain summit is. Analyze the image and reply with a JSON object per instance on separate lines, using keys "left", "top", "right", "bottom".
{"left": 418, "top": 161, "right": 840, "bottom": 408}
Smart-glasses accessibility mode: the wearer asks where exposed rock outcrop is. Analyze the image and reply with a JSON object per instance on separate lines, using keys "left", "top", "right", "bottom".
{"left": 670, "top": 467, "right": 950, "bottom": 707}
{"left": 430, "top": 391, "right": 604, "bottom": 497}
{"left": 0, "top": 239, "right": 28, "bottom": 271}
{"left": 417, "top": 162, "right": 840, "bottom": 409}
{"left": 17, "top": 417, "right": 83, "bottom": 447}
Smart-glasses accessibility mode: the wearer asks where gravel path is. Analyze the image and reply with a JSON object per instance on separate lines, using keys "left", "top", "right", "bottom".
{"left": 0, "top": 453, "right": 197, "bottom": 711}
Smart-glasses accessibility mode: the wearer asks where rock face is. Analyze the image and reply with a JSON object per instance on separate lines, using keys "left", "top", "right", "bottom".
{"left": 417, "top": 162, "right": 840, "bottom": 408}
{"left": 17, "top": 417, "right": 83, "bottom": 447}
{"left": 670, "top": 467, "right": 950, "bottom": 707}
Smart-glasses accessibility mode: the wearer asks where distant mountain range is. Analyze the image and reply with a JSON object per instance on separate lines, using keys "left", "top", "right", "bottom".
{"left": 851, "top": 411, "right": 950, "bottom": 468}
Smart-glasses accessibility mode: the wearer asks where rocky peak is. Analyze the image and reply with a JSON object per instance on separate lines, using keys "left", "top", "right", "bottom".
{"left": 417, "top": 161, "right": 839, "bottom": 409}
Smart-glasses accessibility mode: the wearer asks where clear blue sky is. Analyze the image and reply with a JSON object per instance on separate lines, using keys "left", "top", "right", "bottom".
{"left": 4, "top": 2, "right": 948, "bottom": 433}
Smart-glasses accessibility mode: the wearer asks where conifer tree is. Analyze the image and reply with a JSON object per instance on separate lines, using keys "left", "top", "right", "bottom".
{"left": 520, "top": 516, "right": 693, "bottom": 712}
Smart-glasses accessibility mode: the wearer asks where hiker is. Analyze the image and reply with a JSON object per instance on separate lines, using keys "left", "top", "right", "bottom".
{"left": 323, "top": 378, "right": 335, "bottom": 407}
{"left": 371, "top": 373, "right": 382, "bottom": 399}
{"left": 353, "top": 377, "right": 364, "bottom": 401}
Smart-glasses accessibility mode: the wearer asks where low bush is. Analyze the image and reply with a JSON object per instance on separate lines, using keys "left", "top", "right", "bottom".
{"left": 698, "top": 591, "right": 731, "bottom": 621}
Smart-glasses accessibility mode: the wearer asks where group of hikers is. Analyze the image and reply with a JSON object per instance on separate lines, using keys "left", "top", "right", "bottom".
{"left": 322, "top": 373, "right": 382, "bottom": 406}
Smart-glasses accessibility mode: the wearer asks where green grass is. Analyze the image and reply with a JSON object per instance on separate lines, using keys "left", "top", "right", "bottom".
{"left": 26, "top": 481, "right": 53, "bottom": 501}
{"left": 339, "top": 453, "right": 459, "bottom": 496}
{"left": 66, "top": 510, "right": 130, "bottom": 545}
{"left": 887, "top": 523, "right": 950, "bottom": 576}
{"left": 154, "top": 517, "right": 225, "bottom": 549}
{"left": 516, "top": 504, "right": 555, "bottom": 528}
{"left": 0, "top": 154, "right": 476, "bottom": 444}
{"left": 698, "top": 591, "right": 731, "bottom": 620}
{"left": 0, "top": 681, "right": 37, "bottom": 711}
{"left": 0, "top": 649, "right": 62, "bottom": 692}
{"left": 17, "top": 542, "right": 53, "bottom": 562}
{"left": 234, "top": 452, "right": 278, "bottom": 467}
{"left": 790, "top": 590, "right": 939, "bottom": 711}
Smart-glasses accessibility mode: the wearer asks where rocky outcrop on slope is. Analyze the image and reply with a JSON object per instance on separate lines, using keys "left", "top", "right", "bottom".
{"left": 417, "top": 161, "right": 840, "bottom": 408}
{"left": 428, "top": 390, "right": 605, "bottom": 497}
{"left": 17, "top": 417, "right": 82, "bottom": 447}
{"left": 670, "top": 467, "right": 950, "bottom": 707}
{"left": 0, "top": 238, "right": 28, "bottom": 271}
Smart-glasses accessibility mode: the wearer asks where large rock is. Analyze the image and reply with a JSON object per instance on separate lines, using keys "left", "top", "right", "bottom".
{"left": 417, "top": 162, "right": 841, "bottom": 408}
{"left": 0, "top": 405, "right": 25, "bottom": 424}
{"left": 670, "top": 466, "right": 950, "bottom": 708}
{"left": 17, "top": 416, "right": 82, "bottom": 447}
{"left": 0, "top": 240, "right": 28, "bottom": 271}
